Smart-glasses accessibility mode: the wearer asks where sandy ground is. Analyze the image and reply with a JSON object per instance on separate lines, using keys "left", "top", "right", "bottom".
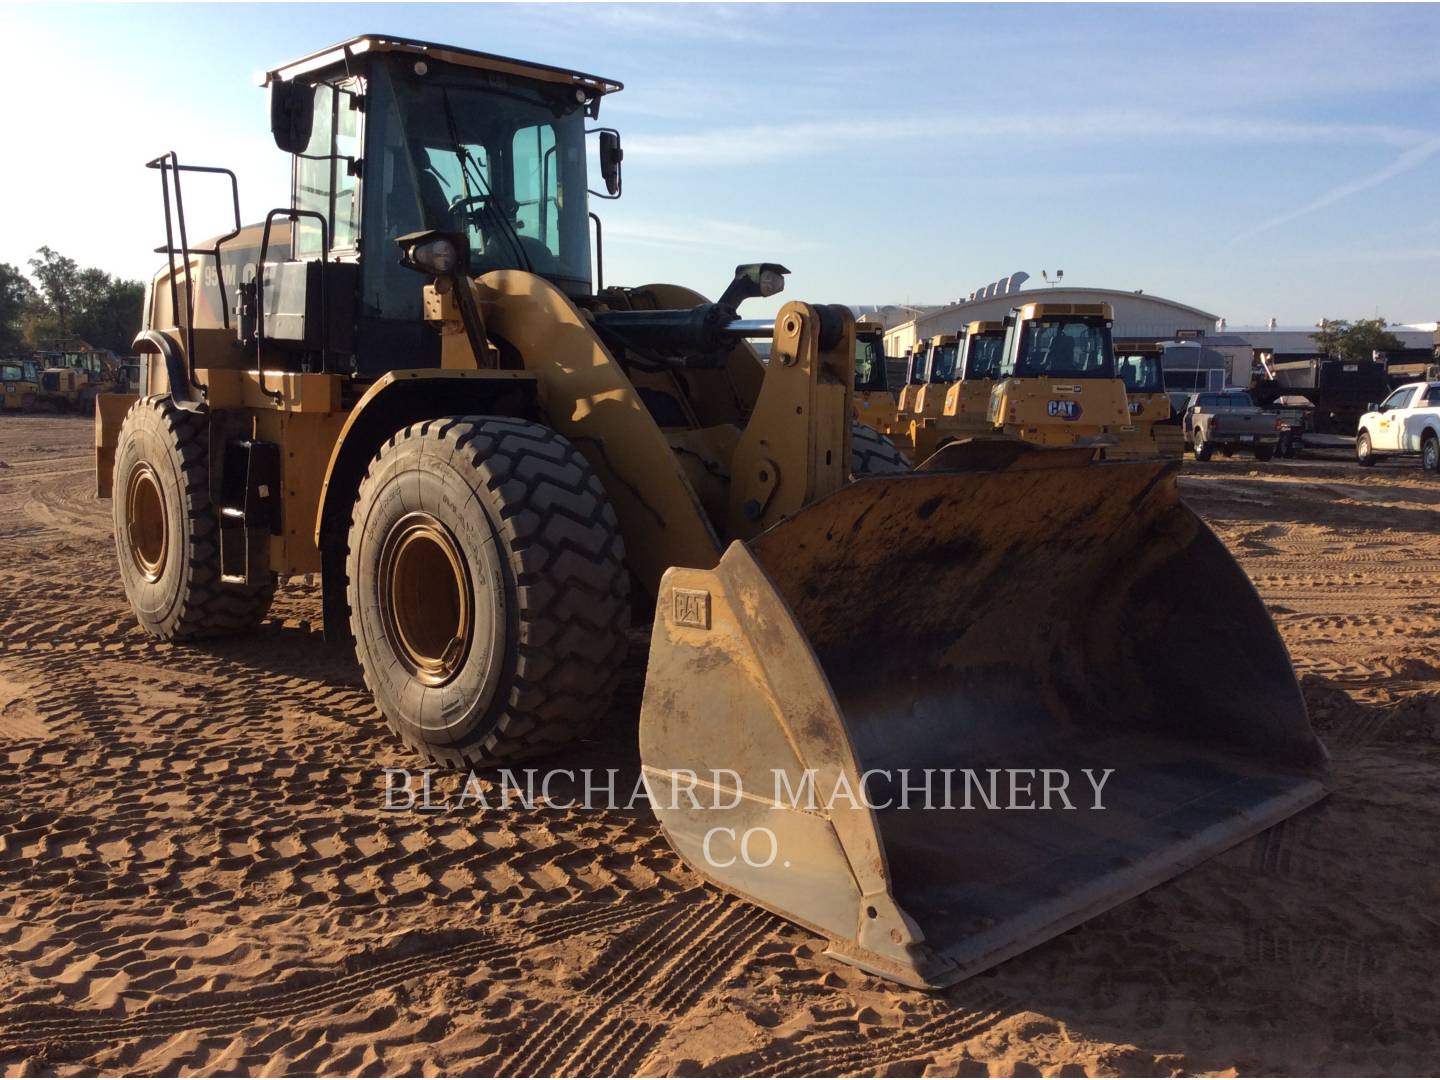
{"left": 0, "top": 413, "right": 1437, "bottom": 1077}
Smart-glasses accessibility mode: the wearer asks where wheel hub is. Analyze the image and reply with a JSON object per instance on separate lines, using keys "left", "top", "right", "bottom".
{"left": 125, "top": 462, "right": 168, "bottom": 582}
{"left": 378, "top": 512, "right": 473, "bottom": 686}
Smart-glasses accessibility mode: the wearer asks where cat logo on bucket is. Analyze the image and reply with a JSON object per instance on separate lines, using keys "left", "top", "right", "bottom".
{"left": 1047, "top": 399, "right": 1083, "bottom": 421}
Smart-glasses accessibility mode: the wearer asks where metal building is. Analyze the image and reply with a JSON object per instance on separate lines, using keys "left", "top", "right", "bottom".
{"left": 883, "top": 283, "right": 1220, "bottom": 359}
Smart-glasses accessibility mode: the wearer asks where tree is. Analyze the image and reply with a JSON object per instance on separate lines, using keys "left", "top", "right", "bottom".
{"left": 0, "top": 263, "right": 38, "bottom": 355}
{"left": 1314, "top": 317, "right": 1407, "bottom": 361}
{"left": 72, "top": 270, "right": 145, "bottom": 354}
{"left": 28, "top": 247, "right": 80, "bottom": 341}
{"left": 17, "top": 249, "right": 145, "bottom": 354}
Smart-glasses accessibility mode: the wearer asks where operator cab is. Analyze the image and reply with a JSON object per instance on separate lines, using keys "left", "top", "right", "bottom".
{"left": 959, "top": 321, "right": 1004, "bottom": 381}
{"left": 264, "top": 36, "right": 623, "bottom": 376}
{"left": 1115, "top": 343, "right": 1165, "bottom": 394}
{"left": 152, "top": 36, "right": 624, "bottom": 385}
{"left": 854, "top": 320, "right": 889, "bottom": 393}
{"left": 928, "top": 335, "right": 960, "bottom": 384}
{"left": 998, "top": 303, "right": 1116, "bottom": 380}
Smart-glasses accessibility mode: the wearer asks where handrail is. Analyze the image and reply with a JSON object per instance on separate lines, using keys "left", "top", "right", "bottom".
{"left": 255, "top": 208, "right": 330, "bottom": 402}
{"left": 145, "top": 153, "right": 245, "bottom": 398}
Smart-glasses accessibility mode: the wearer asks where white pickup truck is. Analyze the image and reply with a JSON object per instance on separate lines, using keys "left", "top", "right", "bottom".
{"left": 1355, "top": 381, "right": 1440, "bottom": 472}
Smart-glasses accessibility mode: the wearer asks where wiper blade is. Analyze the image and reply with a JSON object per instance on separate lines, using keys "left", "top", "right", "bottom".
{"left": 439, "top": 88, "right": 532, "bottom": 274}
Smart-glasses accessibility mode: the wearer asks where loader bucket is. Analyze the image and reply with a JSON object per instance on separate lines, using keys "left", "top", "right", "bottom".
{"left": 639, "top": 444, "right": 1327, "bottom": 988}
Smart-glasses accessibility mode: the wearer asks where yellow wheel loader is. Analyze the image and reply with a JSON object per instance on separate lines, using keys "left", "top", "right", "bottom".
{"left": 96, "top": 35, "right": 1326, "bottom": 989}
{"left": 851, "top": 320, "right": 908, "bottom": 472}
{"left": 900, "top": 333, "right": 960, "bottom": 460}
{"left": 2, "top": 359, "right": 41, "bottom": 411}
{"left": 37, "top": 360, "right": 100, "bottom": 412}
{"left": 1110, "top": 343, "right": 1184, "bottom": 460}
{"left": 911, "top": 320, "right": 1005, "bottom": 459}
{"left": 892, "top": 338, "right": 932, "bottom": 426}
{"left": 987, "top": 301, "right": 1133, "bottom": 449}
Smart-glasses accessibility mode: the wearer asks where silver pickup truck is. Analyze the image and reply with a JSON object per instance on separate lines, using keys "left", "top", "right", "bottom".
{"left": 1183, "top": 390, "right": 1282, "bottom": 462}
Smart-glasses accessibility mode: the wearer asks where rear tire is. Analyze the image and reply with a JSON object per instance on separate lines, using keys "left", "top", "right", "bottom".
{"left": 851, "top": 422, "right": 911, "bottom": 475}
{"left": 347, "top": 417, "right": 630, "bottom": 767}
{"left": 1253, "top": 443, "right": 1275, "bottom": 462}
{"left": 1193, "top": 432, "right": 1213, "bottom": 462}
{"left": 112, "top": 397, "right": 275, "bottom": 639}
{"left": 1356, "top": 430, "right": 1376, "bottom": 467}
{"left": 1423, "top": 433, "right": 1439, "bottom": 474}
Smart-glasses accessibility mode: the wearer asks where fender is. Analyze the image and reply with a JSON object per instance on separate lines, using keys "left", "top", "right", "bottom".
{"left": 132, "top": 329, "right": 200, "bottom": 410}
{"left": 313, "top": 368, "right": 540, "bottom": 639}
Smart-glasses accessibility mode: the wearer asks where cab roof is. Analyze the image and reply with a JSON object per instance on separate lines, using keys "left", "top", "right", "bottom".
{"left": 264, "top": 34, "right": 624, "bottom": 97}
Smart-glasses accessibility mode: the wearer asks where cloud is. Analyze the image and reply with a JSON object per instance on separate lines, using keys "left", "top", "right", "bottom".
{"left": 624, "top": 109, "right": 1432, "bottom": 167}
{"left": 562, "top": 3, "right": 782, "bottom": 45}
{"left": 1226, "top": 135, "right": 1440, "bottom": 247}
{"left": 604, "top": 216, "right": 809, "bottom": 253}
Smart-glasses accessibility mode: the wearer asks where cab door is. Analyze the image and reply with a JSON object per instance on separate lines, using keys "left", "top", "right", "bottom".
{"left": 1374, "top": 387, "right": 1414, "bottom": 450}
{"left": 1400, "top": 384, "right": 1436, "bottom": 451}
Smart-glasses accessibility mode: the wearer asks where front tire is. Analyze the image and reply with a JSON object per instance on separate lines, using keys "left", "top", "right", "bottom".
{"left": 111, "top": 397, "right": 275, "bottom": 639}
{"left": 1356, "top": 430, "right": 1376, "bottom": 467}
{"left": 347, "top": 417, "right": 630, "bottom": 767}
{"left": 1253, "top": 443, "right": 1276, "bottom": 462}
{"left": 851, "top": 422, "right": 911, "bottom": 475}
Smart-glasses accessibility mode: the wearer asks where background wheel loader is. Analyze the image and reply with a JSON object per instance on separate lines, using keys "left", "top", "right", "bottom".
{"left": 2, "top": 358, "right": 41, "bottom": 411}
{"left": 851, "top": 320, "right": 900, "bottom": 436}
{"left": 1110, "top": 342, "right": 1184, "bottom": 460}
{"left": 910, "top": 320, "right": 1005, "bottom": 459}
{"left": 95, "top": 34, "right": 1325, "bottom": 990}
{"left": 987, "top": 301, "right": 1134, "bottom": 450}
{"left": 37, "top": 364, "right": 98, "bottom": 412}
{"left": 851, "top": 318, "right": 910, "bottom": 472}
{"left": 900, "top": 333, "right": 961, "bottom": 459}
{"left": 887, "top": 333, "right": 957, "bottom": 455}
{"left": 884, "top": 337, "right": 932, "bottom": 453}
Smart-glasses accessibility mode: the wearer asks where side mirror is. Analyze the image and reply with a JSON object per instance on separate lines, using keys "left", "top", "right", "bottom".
{"left": 598, "top": 129, "right": 623, "bottom": 197}
{"left": 1368, "top": 402, "right": 1382, "bottom": 413}
{"left": 270, "top": 79, "right": 316, "bottom": 154}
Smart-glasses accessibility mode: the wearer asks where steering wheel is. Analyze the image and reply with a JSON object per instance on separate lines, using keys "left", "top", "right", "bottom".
{"left": 448, "top": 193, "right": 490, "bottom": 218}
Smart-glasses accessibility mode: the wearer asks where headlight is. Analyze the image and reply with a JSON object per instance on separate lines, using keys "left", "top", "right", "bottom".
{"left": 758, "top": 268, "right": 786, "bottom": 297}
{"left": 408, "top": 237, "right": 458, "bottom": 275}
{"left": 395, "top": 230, "right": 465, "bottom": 276}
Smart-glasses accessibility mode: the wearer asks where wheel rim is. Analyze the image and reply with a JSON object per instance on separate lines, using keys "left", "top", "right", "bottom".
{"left": 125, "top": 462, "right": 168, "bottom": 582}
{"left": 1359, "top": 436, "right": 1370, "bottom": 460}
{"left": 378, "top": 512, "right": 473, "bottom": 687}
{"left": 1426, "top": 442, "right": 1437, "bottom": 470}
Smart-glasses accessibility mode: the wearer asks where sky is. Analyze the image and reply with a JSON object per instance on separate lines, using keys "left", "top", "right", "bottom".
{"left": 2, "top": 2, "right": 1439, "bottom": 327}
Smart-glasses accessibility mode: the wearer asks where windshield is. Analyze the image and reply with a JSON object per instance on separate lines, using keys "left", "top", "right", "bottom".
{"left": 907, "top": 348, "right": 930, "bottom": 384}
{"left": 962, "top": 334, "right": 1003, "bottom": 380}
{"left": 854, "top": 335, "right": 887, "bottom": 391}
{"left": 1, "top": 364, "right": 23, "bottom": 382}
{"left": 930, "top": 343, "right": 959, "bottom": 382}
{"left": 1116, "top": 352, "right": 1164, "bottom": 393}
{"left": 1008, "top": 318, "right": 1115, "bottom": 379}
{"left": 375, "top": 58, "right": 592, "bottom": 292}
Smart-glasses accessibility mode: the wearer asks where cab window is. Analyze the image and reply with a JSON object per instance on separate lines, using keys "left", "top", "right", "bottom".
{"left": 1012, "top": 318, "right": 1115, "bottom": 378}
{"left": 511, "top": 124, "right": 561, "bottom": 259}
{"left": 1116, "top": 353, "right": 1163, "bottom": 393}
{"left": 295, "top": 81, "right": 363, "bottom": 257}
{"left": 1381, "top": 387, "right": 1415, "bottom": 411}
{"left": 854, "top": 336, "right": 886, "bottom": 391}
